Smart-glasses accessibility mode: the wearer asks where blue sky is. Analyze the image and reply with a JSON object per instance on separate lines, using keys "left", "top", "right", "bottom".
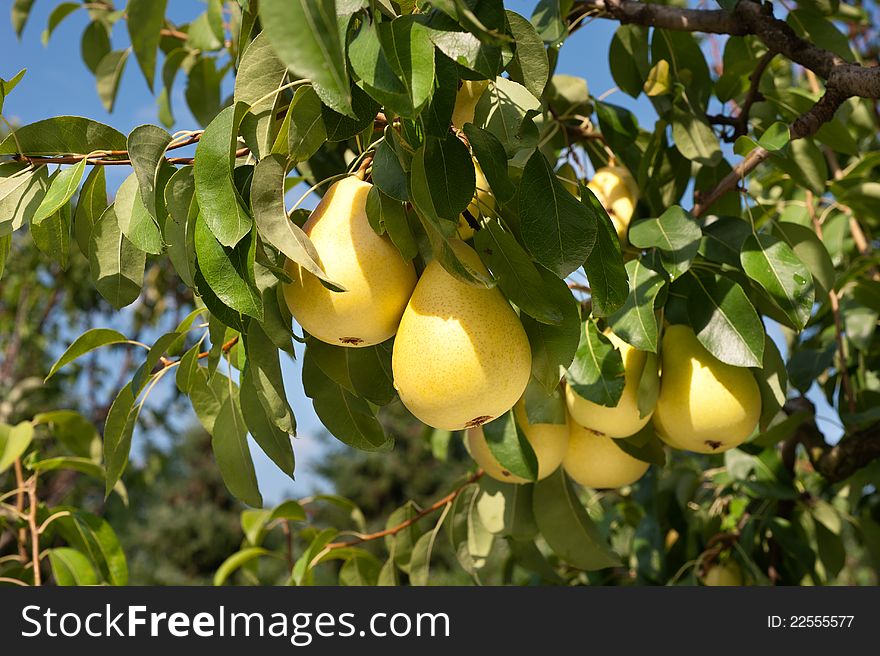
{"left": 1, "top": 1, "right": 841, "bottom": 503}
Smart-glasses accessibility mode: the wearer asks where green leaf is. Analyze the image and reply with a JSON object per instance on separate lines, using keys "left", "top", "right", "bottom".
{"left": 0, "top": 116, "right": 127, "bottom": 156}
{"left": 523, "top": 377, "right": 567, "bottom": 424}
{"left": 474, "top": 220, "right": 563, "bottom": 324}
{"left": 614, "top": 425, "right": 666, "bottom": 466}
{"left": 607, "top": 257, "right": 666, "bottom": 352}
{"left": 89, "top": 205, "right": 146, "bottom": 309}
{"left": 187, "top": 369, "right": 230, "bottom": 433}
{"left": 245, "top": 320, "right": 296, "bottom": 434}
{"left": 127, "top": 124, "right": 173, "bottom": 220}
{"left": 371, "top": 139, "right": 408, "bottom": 202}
{"left": 95, "top": 50, "right": 130, "bottom": 113}
{"left": 339, "top": 552, "right": 382, "bottom": 586}
{"left": 787, "top": 9, "right": 852, "bottom": 61}
{"left": 73, "top": 165, "right": 107, "bottom": 257}
{"left": 46, "top": 328, "right": 128, "bottom": 380}
{"left": 478, "top": 477, "right": 539, "bottom": 540}
{"left": 195, "top": 102, "right": 253, "bottom": 247}
{"left": 771, "top": 221, "right": 835, "bottom": 300}
{"left": 102, "top": 383, "right": 139, "bottom": 497}
{"left": 321, "top": 84, "right": 380, "bottom": 142}
{"left": 346, "top": 342, "right": 396, "bottom": 406}
{"left": 287, "top": 85, "right": 327, "bottom": 162}
{"left": 482, "top": 410, "right": 539, "bottom": 481}
{"left": 126, "top": 0, "right": 168, "bottom": 90}
{"left": 240, "top": 367, "right": 295, "bottom": 478}
{"left": 302, "top": 353, "right": 392, "bottom": 452}
{"left": 566, "top": 321, "right": 625, "bottom": 407}
{"left": 0, "top": 422, "right": 35, "bottom": 473}
{"left": 409, "top": 506, "right": 451, "bottom": 586}
{"left": 11, "top": 0, "right": 35, "bottom": 37}
{"left": 521, "top": 267, "right": 581, "bottom": 391}
{"left": 31, "top": 204, "right": 71, "bottom": 270}
{"left": 410, "top": 135, "right": 475, "bottom": 222}
{"left": 473, "top": 77, "right": 540, "bottom": 156}
{"left": 757, "top": 121, "right": 790, "bottom": 151}
{"left": 582, "top": 186, "right": 628, "bottom": 316}
{"left": 32, "top": 160, "right": 85, "bottom": 227}
{"left": 682, "top": 272, "right": 765, "bottom": 368}
{"left": 384, "top": 502, "right": 421, "bottom": 573}
{"left": 699, "top": 215, "right": 751, "bottom": 267}
{"left": 212, "top": 384, "right": 263, "bottom": 508}
{"left": 741, "top": 233, "right": 814, "bottom": 330}
{"left": 519, "top": 150, "right": 597, "bottom": 277}
{"left": 48, "top": 548, "right": 99, "bottom": 586}
{"left": 260, "top": 0, "right": 352, "bottom": 116}
{"left": 292, "top": 528, "right": 338, "bottom": 585}
{"left": 609, "top": 24, "right": 650, "bottom": 97}
{"left": 234, "top": 32, "right": 289, "bottom": 160}
{"left": 462, "top": 124, "right": 516, "bottom": 203}
{"left": 506, "top": 10, "right": 549, "bottom": 99}
{"left": 629, "top": 205, "right": 702, "bottom": 280}
{"left": 56, "top": 511, "right": 128, "bottom": 585}
{"left": 114, "top": 172, "right": 163, "bottom": 255}
{"left": 213, "top": 547, "right": 271, "bottom": 586}
{"left": 185, "top": 57, "right": 223, "bottom": 126}
{"left": 533, "top": 469, "right": 621, "bottom": 570}
{"left": 164, "top": 166, "right": 198, "bottom": 286}
{"left": 194, "top": 216, "right": 263, "bottom": 320}
{"left": 41, "top": 2, "right": 79, "bottom": 46}
{"left": 250, "top": 155, "right": 340, "bottom": 289}
{"left": 32, "top": 411, "right": 98, "bottom": 457}
{"left": 371, "top": 190, "right": 418, "bottom": 261}
{"left": 671, "top": 104, "right": 721, "bottom": 166}
{"left": 754, "top": 334, "right": 788, "bottom": 431}
{"left": 80, "top": 21, "right": 111, "bottom": 75}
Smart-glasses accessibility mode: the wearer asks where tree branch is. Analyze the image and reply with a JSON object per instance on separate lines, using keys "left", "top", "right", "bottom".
{"left": 707, "top": 51, "right": 776, "bottom": 142}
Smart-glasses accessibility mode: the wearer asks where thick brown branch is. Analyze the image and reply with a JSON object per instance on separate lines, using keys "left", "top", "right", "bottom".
{"left": 572, "top": 0, "right": 744, "bottom": 34}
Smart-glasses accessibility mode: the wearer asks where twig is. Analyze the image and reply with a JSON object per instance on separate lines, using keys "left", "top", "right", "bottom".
{"left": 707, "top": 51, "right": 776, "bottom": 142}
{"left": 13, "top": 460, "right": 26, "bottom": 561}
{"left": 325, "top": 471, "right": 484, "bottom": 550}
{"left": 26, "top": 474, "right": 40, "bottom": 586}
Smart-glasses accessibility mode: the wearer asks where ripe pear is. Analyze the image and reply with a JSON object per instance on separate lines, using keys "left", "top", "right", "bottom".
{"left": 466, "top": 400, "right": 569, "bottom": 483}
{"left": 703, "top": 562, "right": 742, "bottom": 586}
{"left": 653, "top": 324, "right": 761, "bottom": 454}
{"left": 563, "top": 421, "right": 649, "bottom": 489}
{"left": 587, "top": 165, "right": 638, "bottom": 243}
{"left": 451, "top": 80, "right": 490, "bottom": 130}
{"left": 458, "top": 160, "right": 493, "bottom": 240}
{"left": 282, "top": 177, "right": 417, "bottom": 347}
{"left": 565, "top": 331, "right": 655, "bottom": 438}
{"left": 392, "top": 240, "right": 531, "bottom": 430}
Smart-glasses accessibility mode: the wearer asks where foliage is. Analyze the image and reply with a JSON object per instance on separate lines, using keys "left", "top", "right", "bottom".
{"left": 1, "top": 0, "right": 879, "bottom": 586}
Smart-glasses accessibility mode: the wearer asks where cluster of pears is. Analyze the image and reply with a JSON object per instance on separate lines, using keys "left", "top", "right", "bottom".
{"left": 283, "top": 175, "right": 531, "bottom": 432}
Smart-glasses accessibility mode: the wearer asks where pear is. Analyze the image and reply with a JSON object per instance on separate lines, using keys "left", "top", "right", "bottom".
{"left": 563, "top": 421, "right": 649, "bottom": 489}
{"left": 565, "top": 331, "right": 655, "bottom": 438}
{"left": 451, "top": 80, "right": 490, "bottom": 130}
{"left": 653, "top": 324, "right": 761, "bottom": 454}
{"left": 458, "top": 160, "right": 493, "bottom": 240}
{"left": 282, "top": 177, "right": 417, "bottom": 347}
{"left": 703, "top": 562, "right": 742, "bottom": 586}
{"left": 392, "top": 240, "right": 531, "bottom": 430}
{"left": 587, "top": 165, "right": 638, "bottom": 243}
{"left": 466, "top": 400, "right": 569, "bottom": 483}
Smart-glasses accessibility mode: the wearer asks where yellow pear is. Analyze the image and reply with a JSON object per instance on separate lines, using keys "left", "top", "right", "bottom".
{"left": 703, "top": 562, "right": 742, "bottom": 586}
{"left": 587, "top": 165, "right": 638, "bottom": 242}
{"left": 466, "top": 400, "right": 569, "bottom": 483}
{"left": 563, "top": 421, "right": 649, "bottom": 489}
{"left": 392, "top": 240, "right": 531, "bottom": 430}
{"left": 557, "top": 162, "right": 580, "bottom": 197}
{"left": 282, "top": 177, "right": 417, "bottom": 347}
{"left": 451, "top": 80, "right": 490, "bottom": 130}
{"left": 458, "top": 160, "right": 493, "bottom": 240}
{"left": 565, "top": 331, "right": 654, "bottom": 438}
{"left": 653, "top": 324, "right": 761, "bottom": 454}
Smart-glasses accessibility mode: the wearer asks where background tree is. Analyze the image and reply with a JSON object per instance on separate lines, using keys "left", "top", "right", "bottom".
{"left": 2, "top": 0, "right": 879, "bottom": 586}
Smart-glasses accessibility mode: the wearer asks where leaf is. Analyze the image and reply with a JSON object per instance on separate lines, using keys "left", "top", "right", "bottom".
{"left": 287, "top": 85, "right": 327, "bottom": 162}
{"left": 521, "top": 267, "right": 581, "bottom": 391}
{"left": 234, "top": 32, "right": 289, "bottom": 160}
{"left": 31, "top": 158, "right": 86, "bottom": 226}
{"left": 46, "top": 328, "right": 128, "bottom": 380}
{"left": 519, "top": 150, "right": 597, "bottom": 277}
{"left": 11, "top": 0, "right": 35, "bottom": 37}
{"left": 462, "top": 124, "right": 516, "bottom": 202}
{"left": 302, "top": 353, "right": 392, "bottom": 452}
{"left": 194, "top": 216, "right": 263, "bottom": 320}
{"left": 95, "top": 50, "right": 130, "bottom": 113}
{"left": 607, "top": 257, "right": 666, "bottom": 352}
{"left": 185, "top": 57, "right": 223, "bottom": 127}
{"left": 80, "top": 21, "right": 111, "bottom": 75}
{"left": 48, "top": 548, "right": 98, "bottom": 586}
{"left": 522, "top": 377, "right": 567, "bottom": 424}
{"left": 164, "top": 166, "right": 198, "bottom": 286}
{"left": 213, "top": 547, "right": 271, "bottom": 586}
{"left": 102, "top": 383, "right": 139, "bottom": 497}
{"left": 671, "top": 103, "right": 721, "bottom": 166}
{"left": 250, "top": 155, "right": 340, "bottom": 289}
{"left": 31, "top": 204, "right": 71, "bottom": 270}
{"left": 409, "top": 505, "right": 451, "bottom": 586}
{"left": 245, "top": 320, "right": 296, "bottom": 434}
{"left": 32, "top": 410, "right": 98, "bottom": 457}
{"left": 474, "top": 221, "right": 562, "bottom": 324}
{"left": 682, "top": 272, "right": 765, "bottom": 368}
{"left": 0, "top": 116, "right": 127, "bottom": 156}
{"left": 614, "top": 425, "right": 666, "bottom": 466}
{"left": 126, "top": 0, "right": 168, "bottom": 90}
{"left": 741, "top": 233, "right": 814, "bottom": 330}
{"left": 409, "top": 135, "right": 475, "bottom": 221}
{"left": 371, "top": 139, "right": 408, "bottom": 202}
{"left": 240, "top": 368, "right": 295, "bottom": 478}
{"left": 473, "top": 77, "right": 540, "bottom": 156}
{"left": 127, "top": 124, "right": 173, "bottom": 221}
{"left": 0, "top": 422, "right": 35, "bottom": 473}
{"left": 629, "top": 205, "right": 702, "bottom": 280}
{"left": 42, "top": 2, "right": 80, "bottom": 46}
{"left": 699, "top": 215, "right": 751, "bottom": 267}
{"left": 89, "top": 205, "right": 146, "bottom": 309}
{"left": 73, "top": 166, "right": 107, "bottom": 257}
{"left": 213, "top": 386, "right": 263, "bottom": 508}
{"left": 533, "top": 469, "right": 621, "bottom": 570}
{"left": 114, "top": 172, "right": 163, "bottom": 255}
{"left": 260, "top": 0, "right": 352, "bottom": 116}
{"left": 566, "top": 321, "right": 626, "bottom": 407}
{"left": 505, "top": 10, "right": 549, "bottom": 99}
{"left": 609, "top": 24, "right": 650, "bottom": 97}
{"left": 188, "top": 369, "right": 230, "bottom": 433}
{"left": 754, "top": 335, "right": 788, "bottom": 431}
{"left": 339, "top": 552, "right": 382, "bottom": 586}
{"left": 771, "top": 221, "right": 835, "bottom": 300}
{"left": 56, "top": 511, "right": 128, "bottom": 585}
{"left": 758, "top": 121, "right": 790, "bottom": 151}
{"left": 582, "top": 186, "right": 628, "bottom": 316}
{"left": 195, "top": 102, "right": 253, "bottom": 247}
{"left": 481, "top": 410, "right": 539, "bottom": 481}
{"left": 346, "top": 343, "right": 396, "bottom": 406}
